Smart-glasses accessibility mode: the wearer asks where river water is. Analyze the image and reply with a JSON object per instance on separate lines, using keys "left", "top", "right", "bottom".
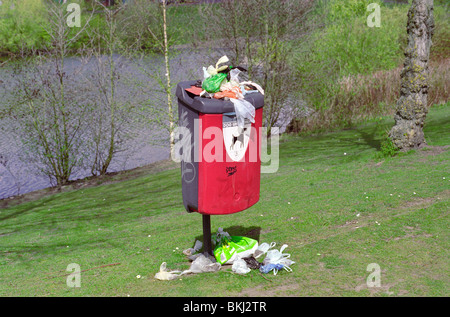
{"left": 0, "top": 49, "right": 301, "bottom": 200}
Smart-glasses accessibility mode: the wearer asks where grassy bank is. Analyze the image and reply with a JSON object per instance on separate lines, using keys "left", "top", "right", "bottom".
{"left": 1, "top": 102, "right": 448, "bottom": 297}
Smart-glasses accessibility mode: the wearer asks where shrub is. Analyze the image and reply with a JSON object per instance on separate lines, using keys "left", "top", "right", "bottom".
{"left": 0, "top": 0, "right": 50, "bottom": 55}
{"left": 379, "top": 133, "right": 399, "bottom": 157}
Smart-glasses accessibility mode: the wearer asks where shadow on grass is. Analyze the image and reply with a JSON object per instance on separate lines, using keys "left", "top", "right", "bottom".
{"left": 193, "top": 225, "right": 262, "bottom": 253}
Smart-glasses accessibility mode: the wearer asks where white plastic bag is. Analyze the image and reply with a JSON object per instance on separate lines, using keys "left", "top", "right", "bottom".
{"left": 230, "top": 98, "right": 255, "bottom": 130}
{"left": 240, "top": 81, "right": 265, "bottom": 95}
{"left": 254, "top": 242, "right": 276, "bottom": 259}
{"left": 154, "top": 262, "right": 182, "bottom": 281}
{"left": 181, "top": 254, "right": 221, "bottom": 274}
{"left": 229, "top": 68, "right": 241, "bottom": 86}
{"left": 232, "top": 258, "right": 251, "bottom": 274}
{"left": 263, "top": 244, "right": 289, "bottom": 265}
{"left": 262, "top": 244, "right": 295, "bottom": 272}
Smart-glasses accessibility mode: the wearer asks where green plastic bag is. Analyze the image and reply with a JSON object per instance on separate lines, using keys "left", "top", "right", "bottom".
{"left": 202, "top": 73, "right": 228, "bottom": 93}
{"left": 213, "top": 235, "right": 259, "bottom": 265}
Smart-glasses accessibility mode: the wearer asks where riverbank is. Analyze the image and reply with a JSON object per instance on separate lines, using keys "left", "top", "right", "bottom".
{"left": 0, "top": 157, "right": 178, "bottom": 210}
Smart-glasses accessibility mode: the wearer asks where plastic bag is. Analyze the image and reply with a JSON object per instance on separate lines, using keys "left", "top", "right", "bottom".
{"left": 213, "top": 235, "right": 258, "bottom": 265}
{"left": 213, "top": 89, "right": 241, "bottom": 100}
{"left": 259, "top": 263, "right": 284, "bottom": 275}
{"left": 243, "top": 256, "right": 261, "bottom": 269}
{"left": 230, "top": 98, "right": 255, "bottom": 130}
{"left": 202, "top": 56, "right": 230, "bottom": 93}
{"left": 183, "top": 240, "right": 203, "bottom": 256}
{"left": 205, "top": 55, "right": 229, "bottom": 77}
{"left": 228, "top": 68, "right": 241, "bottom": 87}
{"left": 263, "top": 244, "right": 289, "bottom": 264}
{"left": 202, "top": 72, "right": 228, "bottom": 93}
{"left": 182, "top": 254, "right": 221, "bottom": 274}
{"left": 154, "top": 262, "right": 182, "bottom": 281}
{"left": 232, "top": 258, "right": 251, "bottom": 274}
{"left": 262, "top": 244, "right": 295, "bottom": 272}
{"left": 240, "top": 81, "right": 265, "bottom": 96}
{"left": 254, "top": 242, "right": 276, "bottom": 259}
{"left": 213, "top": 227, "right": 231, "bottom": 245}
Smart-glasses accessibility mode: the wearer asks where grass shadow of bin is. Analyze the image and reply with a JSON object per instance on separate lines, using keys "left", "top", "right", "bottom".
{"left": 193, "top": 225, "right": 261, "bottom": 253}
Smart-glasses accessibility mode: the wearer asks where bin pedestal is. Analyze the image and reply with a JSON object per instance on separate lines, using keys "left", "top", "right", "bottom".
{"left": 202, "top": 215, "right": 213, "bottom": 256}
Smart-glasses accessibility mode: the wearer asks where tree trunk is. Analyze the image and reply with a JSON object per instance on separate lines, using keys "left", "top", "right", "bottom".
{"left": 388, "top": 0, "right": 434, "bottom": 150}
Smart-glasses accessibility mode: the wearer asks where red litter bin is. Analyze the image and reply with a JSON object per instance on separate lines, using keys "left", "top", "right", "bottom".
{"left": 176, "top": 80, "right": 264, "bottom": 254}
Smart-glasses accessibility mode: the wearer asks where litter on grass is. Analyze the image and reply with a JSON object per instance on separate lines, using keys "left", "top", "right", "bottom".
{"left": 154, "top": 228, "right": 294, "bottom": 280}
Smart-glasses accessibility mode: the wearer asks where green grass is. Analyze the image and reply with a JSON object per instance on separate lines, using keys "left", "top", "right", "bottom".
{"left": 0, "top": 103, "right": 449, "bottom": 297}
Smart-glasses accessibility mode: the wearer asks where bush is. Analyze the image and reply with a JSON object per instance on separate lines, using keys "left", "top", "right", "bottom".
{"left": 0, "top": 0, "right": 50, "bottom": 55}
{"left": 379, "top": 133, "right": 399, "bottom": 157}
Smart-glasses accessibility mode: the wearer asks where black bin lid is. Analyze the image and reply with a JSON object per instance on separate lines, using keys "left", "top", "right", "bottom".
{"left": 176, "top": 80, "right": 264, "bottom": 114}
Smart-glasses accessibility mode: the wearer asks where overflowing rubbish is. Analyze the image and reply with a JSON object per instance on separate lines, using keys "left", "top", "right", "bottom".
{"left": 155, "top": 228, "right": 294, "bottom": 280}
{"left": 184, "top": 55, "right": 264, "bottom": 131}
